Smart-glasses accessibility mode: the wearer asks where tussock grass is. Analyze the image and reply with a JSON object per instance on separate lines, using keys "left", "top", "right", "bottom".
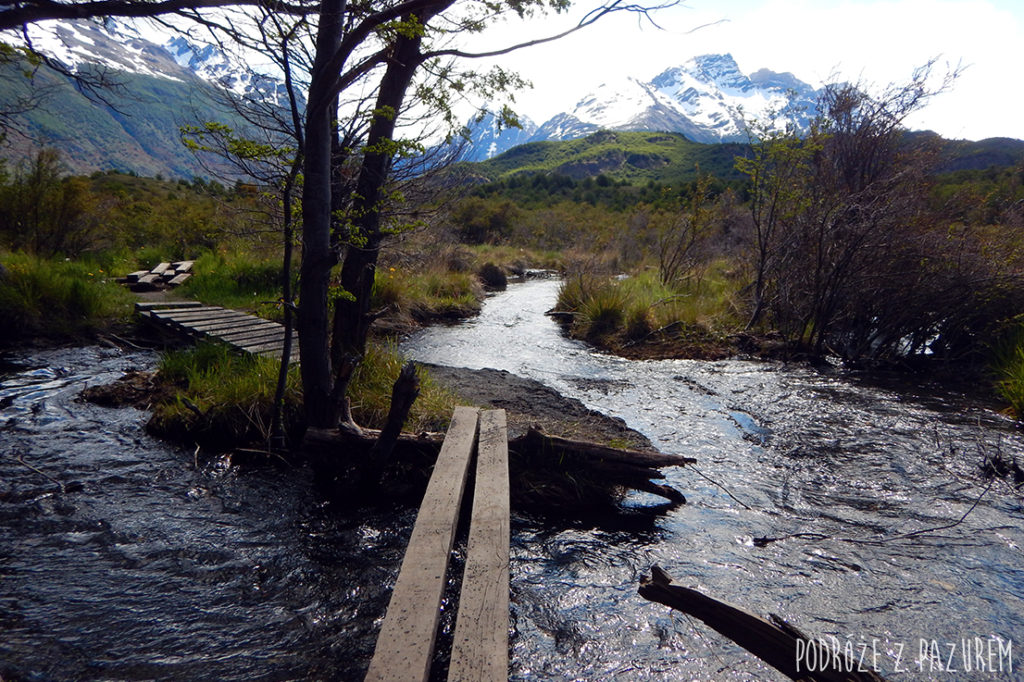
{"left": 372, "top": 264, "right": 482, "bottom": 322}
{"left": 150, "top": 339, "right": 456, "bottom": 448}
{"left": 554, "top": 262, "right": 744, "bottom": 348}
{"left": 349, "top": 341, "right": 457, "bottom": 433}
{"left": 0, "top": 251, "right": 134, "bottom": 341}
{"left": 151, "top": 341, "right": 301, "bottom": 447}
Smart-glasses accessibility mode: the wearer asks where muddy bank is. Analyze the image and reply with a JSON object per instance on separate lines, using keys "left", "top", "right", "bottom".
{"left": 419, "top": 362, "right": 652, "bottom": 449}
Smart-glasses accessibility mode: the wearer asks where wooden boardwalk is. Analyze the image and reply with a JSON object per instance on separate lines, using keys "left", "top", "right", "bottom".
{"left": 365, "top": 407, "right": 510, "bottom": 682}
{"left": 135, "top": 301, "right": 299, "bottom": 362}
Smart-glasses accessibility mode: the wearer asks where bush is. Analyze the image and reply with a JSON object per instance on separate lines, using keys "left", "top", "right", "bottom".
{"left": 994, "top": 325, "right": 1024, "bottom": 418}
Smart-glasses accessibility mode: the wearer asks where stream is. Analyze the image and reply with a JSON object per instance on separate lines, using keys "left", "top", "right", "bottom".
{"left": 2, "top": 278, "right": 1023, "bottom": 680}
{"left": 403, "top": 278, "right": 1024, "bottom": 680}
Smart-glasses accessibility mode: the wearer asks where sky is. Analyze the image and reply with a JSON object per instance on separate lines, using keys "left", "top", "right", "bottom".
{"left": 458, "top": 0, "right": 1024, "bottom": 141}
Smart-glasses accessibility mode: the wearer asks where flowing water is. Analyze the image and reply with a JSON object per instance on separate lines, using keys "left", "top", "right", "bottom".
{"left": 403, "top": 278, "right": 1024, "bottom": 680}
{"left": 0, "top": 347, "right": 417, "bottom": 681}
{"left": 2, "top": 280, "right": 1023, "bottom": 680}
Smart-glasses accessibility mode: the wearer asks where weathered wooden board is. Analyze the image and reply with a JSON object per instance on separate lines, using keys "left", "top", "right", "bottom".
{"left": 135, "top": 301, "right": 204, "bottom": 312}
{"left": 364, "top": 406, "right": 481, "bottom": 682}
{"left": 217, "top": 326, "right": 288, "bottom": 343}
{"left": 138, "top": 301, "right": 300, "bottom": 363}
{"left": 187, "top": 317, "right": 279, "bottom": 334}
{"left": 448, "top": 409, "right": 510, "bottom": 682}
{"left": 151, "top": 262, "right": 171, "bottom": 275}
{"left": 151, "top": 307, "right": 232, "bottom": 321}
{"left": 167, "top": 273, "right": 192, "bottom": 286}
{"left": 237, "top": 335, "right": 299, "bottom": 354}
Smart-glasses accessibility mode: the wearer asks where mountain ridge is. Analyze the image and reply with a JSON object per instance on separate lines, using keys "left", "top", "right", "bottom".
{"left": 459, "top": 53, "right": 821, "bottom": 162}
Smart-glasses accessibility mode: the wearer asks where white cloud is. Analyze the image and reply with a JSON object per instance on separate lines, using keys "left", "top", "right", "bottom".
{"left": 460, "top": 0, "right": 1024, "bottom": 140}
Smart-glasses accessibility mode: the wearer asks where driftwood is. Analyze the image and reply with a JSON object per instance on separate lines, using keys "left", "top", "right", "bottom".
{"left": 638, "top": 566, "right": 888, "bottom": 682}
{"left": 302, "top": 423, "right": 694, "bottom": 508}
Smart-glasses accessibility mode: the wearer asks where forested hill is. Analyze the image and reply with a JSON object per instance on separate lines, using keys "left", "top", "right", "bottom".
{"left": 461, "top": 131, "right": 748, "bottom": 187}
{"left": 459, "top": 129, "right": 1024, "bottom": 190}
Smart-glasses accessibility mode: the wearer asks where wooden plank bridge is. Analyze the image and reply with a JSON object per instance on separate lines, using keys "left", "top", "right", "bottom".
{"left": 135, "top": 301, "right": 299, "bottom": 362}
{"left": 365, "top": 406, "right": 511, "bottom": 682}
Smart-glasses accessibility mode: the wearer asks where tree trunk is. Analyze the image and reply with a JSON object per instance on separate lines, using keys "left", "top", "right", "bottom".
{"left": 328, "top": 7, "right": 452, "bottom": 423}
{"left": 298, "top": 0, "right": 347, "bottom": 428}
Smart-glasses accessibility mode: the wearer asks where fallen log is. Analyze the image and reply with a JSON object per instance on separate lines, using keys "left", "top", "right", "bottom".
{"left": 638, "top": 566, "right": 888, "bottom": 682}
{"left": 302, "top": 423, "right": 693, "bottom": 511}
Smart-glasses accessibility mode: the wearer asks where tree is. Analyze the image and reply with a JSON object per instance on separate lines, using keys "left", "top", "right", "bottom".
{"left": 738, "top": 64, "right": 1024, "bottom": 364}
{"left": 1, "top": 0, "right": 672, "bottom": 436}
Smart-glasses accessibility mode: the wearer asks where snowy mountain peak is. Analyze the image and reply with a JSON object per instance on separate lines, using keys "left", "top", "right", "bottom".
{"left": 463, "top": 54, "right": 821, "bottom": 159}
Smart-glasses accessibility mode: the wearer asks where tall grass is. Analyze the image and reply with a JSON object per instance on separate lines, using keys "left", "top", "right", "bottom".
{"left": 372, "top": 264, "right": 482, "bottom": 322}
{"left": 0, "top": 251, "right": 135, "bottom": 341}
{"left": 178, "top": 251, "right": 290, "bottom": 319}
{"left": 994, "top": 325, "right": 1024, "bottom": 418}
{"left": 554, "top": 262, "right": 743, "bottom": 346}
{"left": 150, "top": 339, "right": 456, "bottom": 448}
{"left": 349, "top": 341, "right": 457, "bottom": 432}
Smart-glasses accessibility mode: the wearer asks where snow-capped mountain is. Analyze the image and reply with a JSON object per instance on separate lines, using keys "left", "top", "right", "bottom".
{"left": 458, "top": 111, "right": 538, "bottom": 162}
{"left": 466, "top": 53, "right": 820, "bottom": 160}
{"left": 4, "top": 19, "right": 291, "bottom": 177}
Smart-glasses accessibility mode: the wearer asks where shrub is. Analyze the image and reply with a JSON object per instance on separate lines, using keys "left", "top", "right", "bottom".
{"left": 994, "top": 325, "right": 1024, "bottom": 418}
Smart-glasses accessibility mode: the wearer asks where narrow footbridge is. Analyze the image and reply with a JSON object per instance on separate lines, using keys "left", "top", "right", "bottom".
{"left": 365, "top": 406, "right": 510, "bottom": 682}
{"left": 135, "top": 301, "right": 299, "bottom": 362}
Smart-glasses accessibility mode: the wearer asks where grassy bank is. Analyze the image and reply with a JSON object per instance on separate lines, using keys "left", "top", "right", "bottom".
{"left": 0, "top": 251, "right": 136, "bottom": 343}
{"left": 994, "top": 325, "right": 1024, "bottom": 418}
{"left": 148, "top": 340, "right": 457, "bottom": 449}
{"left": 553, "top": 262, "right": 746, "bottom": 358}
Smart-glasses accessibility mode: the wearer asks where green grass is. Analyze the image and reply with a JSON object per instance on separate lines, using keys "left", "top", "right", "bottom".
{"left": 151, "top": 341, "right": 301, "bottom": 447}
{"left": 0, "top": 251, "right": 135, "bottom": 341}
{"left": 372, "top": 264, "right": 482, "bottom": 322}
{"left": 349, "top": 341, "right": 457, "bottom": 432}
{"left": 150, "top": 339, "right": 457, "bottom": 448}
{"left": 994, "top": 326, "right": 1024, "bottom": 418}
{"left": 554, "top": 262, "right": 744, "bottom": 347}
{"left": 178, "top": 251, "right": 290, "bottom": 320}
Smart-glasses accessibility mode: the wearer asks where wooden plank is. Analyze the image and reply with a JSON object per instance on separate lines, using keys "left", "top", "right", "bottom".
{"left": 213, "top": 322, "right": 285, "bottom": 339}
{"left": 187, "top": 317, "right": 279, "bottom": 334}
{"left": 167, "top": 273, "right": 191, "bottom": 286}
{"left": 151, "top": 262, "right": 171, "bottom": 275}
{"left": 448, "top": 409, "right": 510, "bottom": 682}
{"left": 135, "top": 301, "right": 204, "bottom": 312}
{"left": 172, "top": 260, "right": 194, "bottom": 273}
{"left": 151, "top": 307, "right": 230, "bottom": 320}
{"left": 126, "top": 270, "right": 150, "bottom": 282}
{"left": 365, "top": 406, "right": 481, "bottom": 682}
{"left": 216, "top": 327, "right": 287, "bottom": 345}
{"left": 234, "top": 335, "right": 298, "bottom": 354}
{"left": 155, "top": 311, "right": 247, "bottom": 327}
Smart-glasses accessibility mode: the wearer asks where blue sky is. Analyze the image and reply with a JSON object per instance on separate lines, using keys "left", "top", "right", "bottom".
{"left": 463, "top": 0, "right": 1024, "bottom": 140}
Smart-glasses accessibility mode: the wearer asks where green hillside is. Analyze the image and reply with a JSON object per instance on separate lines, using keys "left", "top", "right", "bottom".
{"left": 0, "top": 61, "right": 246, "bottom": 179}
{"left": 467, "top": 130, "right": 749, "bottom": 186}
